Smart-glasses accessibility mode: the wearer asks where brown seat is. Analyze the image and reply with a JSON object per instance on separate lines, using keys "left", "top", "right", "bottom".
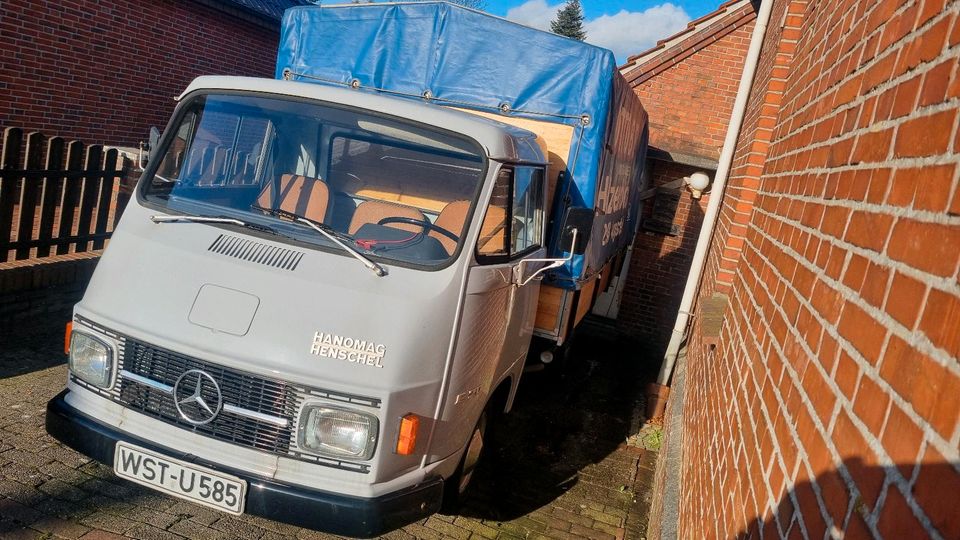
{"left": 430, "top": 200, "right": 470, "bottom": 255}
{"left": 256, "top": 174, "right": 330, "bottom": 222}
{"left": 348, "top": 200, "right": 425, "bottom": 235}
{"left": 476, "top": 204, "right": 508, "bottom": 256}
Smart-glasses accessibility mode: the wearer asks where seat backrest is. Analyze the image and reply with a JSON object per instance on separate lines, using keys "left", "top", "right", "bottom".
{"left": 430, "top": 200, "right": 470, "bottom": 255}
{"left": 256, "top": 174, "right": 330, "bottom": 222}
{"left": 349, "top": 200, "right": 425, "bottom": 235}
{"left": 476, "top": 204, "right": 508, "bottom": 256}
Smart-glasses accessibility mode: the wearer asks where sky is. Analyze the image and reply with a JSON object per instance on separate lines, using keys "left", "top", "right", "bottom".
{"left": 484, "top": 0, "right": 723, "bottom": 63}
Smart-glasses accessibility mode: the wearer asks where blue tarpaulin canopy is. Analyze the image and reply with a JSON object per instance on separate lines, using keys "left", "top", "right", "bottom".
{"left": 277, "top": 2, "right": 647, "bottom": 288}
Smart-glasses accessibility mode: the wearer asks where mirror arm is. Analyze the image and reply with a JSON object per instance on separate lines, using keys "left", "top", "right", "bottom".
{"left": 137, "top": 141, "right": 148, "bottom": 171}
{"left": 514, "top": 228, "right": 578, "bottom": 287}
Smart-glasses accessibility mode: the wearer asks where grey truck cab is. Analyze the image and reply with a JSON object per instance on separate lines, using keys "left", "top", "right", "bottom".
{"left": 46, "top": 76, "right": 564, "bottom": 536}
{"left": 47, "top": 2, "right": 650, "bottom": 536}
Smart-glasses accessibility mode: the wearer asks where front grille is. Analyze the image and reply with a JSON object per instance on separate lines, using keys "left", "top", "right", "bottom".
{"left": 118, "top": 338, "right": 299, "bottom": 455}
{"left": 72, "top": 316, "right": 377, "bottom": 473}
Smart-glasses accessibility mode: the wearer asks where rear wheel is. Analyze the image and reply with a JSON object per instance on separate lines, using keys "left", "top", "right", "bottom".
{"left": 440, "top": 410, "right": 487, "bottom": 513}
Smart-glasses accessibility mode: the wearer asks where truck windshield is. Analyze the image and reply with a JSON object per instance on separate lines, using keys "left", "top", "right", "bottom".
{"left": 143, "top": 93, "right": 485, "bottom": 267}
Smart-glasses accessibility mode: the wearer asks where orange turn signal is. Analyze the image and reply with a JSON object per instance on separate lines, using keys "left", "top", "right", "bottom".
{"left": 396, "top": 414, "right": 419, "bottom": 455}
{"left": 64, "top": 321, "right": 73, "bottom": 355}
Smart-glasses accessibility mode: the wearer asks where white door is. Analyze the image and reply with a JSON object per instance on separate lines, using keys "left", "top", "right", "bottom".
{"left": 431, "top": 165, "right": 547, "bottom": 460}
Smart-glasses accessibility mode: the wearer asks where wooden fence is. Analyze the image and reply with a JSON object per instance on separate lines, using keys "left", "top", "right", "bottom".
{"left": 0, "top": 127, "right": 129, "bottom": 263}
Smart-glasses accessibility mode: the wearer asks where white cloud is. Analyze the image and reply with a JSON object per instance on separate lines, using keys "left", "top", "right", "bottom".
{"left": 586, "top": 5, "right": 690, "bottom": 61}
{"left": 505, "top": 0, "right": 558, "bottom": 32}
{"left": 505, "top": 1, "right": 691, "bottom": 62}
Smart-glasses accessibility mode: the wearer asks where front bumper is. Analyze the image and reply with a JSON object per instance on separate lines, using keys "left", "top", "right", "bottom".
{"left": 45, "top": 390, "right": 443, "bottom": 538}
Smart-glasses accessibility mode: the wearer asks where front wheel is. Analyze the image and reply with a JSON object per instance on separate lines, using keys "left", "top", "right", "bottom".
{"left": 440, "top": 410, "right": 487, "bottom": 513}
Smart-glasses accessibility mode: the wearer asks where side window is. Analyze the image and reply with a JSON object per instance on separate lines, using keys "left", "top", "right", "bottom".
{"left": 153, "top": 111, "right": 196, "bottom": 183}
{"left": 477, "top": 169, "right": 511, "bottom": 257}
{"left": 181, "top": 111, "right": 239, "bottom": 185}
{"left": 477, "top": 166, "right": 545, "bottom": 261}
{"left": 231, "top": 118, "right": 270, "bottom": 185}
{"left": 512, "top": 167, "right": 544, "bottom": 253}
{"left": 169, "top": 104, "right": 271, "bottom": 187}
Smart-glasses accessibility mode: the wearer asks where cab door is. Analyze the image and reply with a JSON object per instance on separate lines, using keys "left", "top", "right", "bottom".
{"left": 474, "top": 166, "right": 547, "bottom": 373}
{"left": 430, "top": 165, "right": 547, "bottom": 460}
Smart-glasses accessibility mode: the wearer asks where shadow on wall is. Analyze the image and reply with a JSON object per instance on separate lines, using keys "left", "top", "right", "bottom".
{"left": 735, "top": 458, "right": 959, "bottom": 539}
{"left": 616, "top": 159, "right": 708, "bottom": 361}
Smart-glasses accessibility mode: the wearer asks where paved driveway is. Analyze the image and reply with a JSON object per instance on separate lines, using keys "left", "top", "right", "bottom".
{"left": 0, "top": 313, "right": 656, "bottom": 539}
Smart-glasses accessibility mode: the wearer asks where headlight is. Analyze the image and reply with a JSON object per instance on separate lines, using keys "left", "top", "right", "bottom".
{"left": 68, "top": 331, "right": 113, "bottom": 389}
{"left": 298, "top": 405, "right": 379, "bottom": 461}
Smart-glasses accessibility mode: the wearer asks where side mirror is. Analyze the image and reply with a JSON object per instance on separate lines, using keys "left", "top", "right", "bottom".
{"left": 512, "top": 206, "right": 594, "bottom": 287}
{"left": 561, "top": 207, "right": 593, "bottom": 255}
{"left": 138, "top": 127, "right": 162, "bottom": 170}
{"left": 148, "top": 126, "right": 161, "bottom": 159}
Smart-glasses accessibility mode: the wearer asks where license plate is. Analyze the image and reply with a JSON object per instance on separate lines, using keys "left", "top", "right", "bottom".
{"left": 114, "top": 442, "right": 246, "bottom": 514}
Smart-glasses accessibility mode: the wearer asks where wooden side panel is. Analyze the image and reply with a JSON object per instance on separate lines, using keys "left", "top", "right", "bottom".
{"left": 534, "top": 284, "right": 567, "bottom": 334}
{"left": 597, "top": 261, "right": 612, "bottom": 294}
{"left": 452, "top": 108, "right": 574, "bottom": 217}
{"left": 574, "top": 278, "right": 598, "bottom": 327}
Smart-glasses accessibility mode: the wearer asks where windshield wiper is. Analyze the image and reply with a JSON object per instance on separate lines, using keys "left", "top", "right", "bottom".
{"left": 251, "top": 204, "right": 387, "bottom": 277}
{"left": 151, "top": 214, "right": 249, "bottom": 226}
{"left": 152, "top": 173, "right": 178, "bottom": 184}
{"left": 150, "top": 214, "right": 287, "bottom": 237}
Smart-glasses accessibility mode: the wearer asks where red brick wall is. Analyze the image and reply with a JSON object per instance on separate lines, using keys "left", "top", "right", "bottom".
{"left": 616, "top": 160, "right": 708, "bottom": 353}
{"left": 0, "top": 252, "right": 100, "bottom": 327}
{"left": 679, "top": 0, "right": 960, "bottom": 538}
{"left": 616, "top": 12, "right": 754, "bottom": 352}
{"left": 0, "top": 0, "right": 279, "bottom": 147}
{"left": 699, "top": 0, "right": 802, "bottom": 298}
{"left": 631, "top": 15, "right": 756, "bottom": 160}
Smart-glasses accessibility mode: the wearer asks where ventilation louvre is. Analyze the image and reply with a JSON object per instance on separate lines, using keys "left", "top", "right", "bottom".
{"left": 208, "top": 234, "right": 304, "bottom": 271}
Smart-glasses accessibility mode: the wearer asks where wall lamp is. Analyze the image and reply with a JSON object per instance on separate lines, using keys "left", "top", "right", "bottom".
{"left": 685, "top": 171, "right": 712, "bottom": 199}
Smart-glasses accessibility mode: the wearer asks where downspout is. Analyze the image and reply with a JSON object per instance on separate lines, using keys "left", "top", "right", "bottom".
{"left": 654, "top": 0, "right": 775, "bottom": 389}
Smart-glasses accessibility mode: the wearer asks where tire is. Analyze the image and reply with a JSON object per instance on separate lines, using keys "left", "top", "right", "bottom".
{"left": 440, "top": 410, "right": 487, "bottom": 513}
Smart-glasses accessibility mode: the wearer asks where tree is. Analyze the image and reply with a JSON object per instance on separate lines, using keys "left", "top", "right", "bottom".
{"left": 550, "top": 0, "right": 586, "bottom": 41}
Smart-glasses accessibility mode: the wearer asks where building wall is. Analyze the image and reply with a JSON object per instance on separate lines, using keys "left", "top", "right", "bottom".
{"left": 678, "top": 0, "right": 960, "bottom": 538}
{"left": 617, "top": 15, "right": 754, "bottom": 353}
{"left": 616, "top": 160, "right": 707, "bottom": 354}
{"left": 631, "top": 18, "right": 755, "bottom": 161}
{"left": 0, "top": 0, "right": 279, "bottom": 147}
{"left": 0, "top": 253, "right": 99, "bottom": 327}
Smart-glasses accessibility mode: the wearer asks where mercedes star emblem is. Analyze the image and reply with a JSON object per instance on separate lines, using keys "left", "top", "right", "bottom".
{"left": 173, "top": 369, "right": 223, "bottom": 425}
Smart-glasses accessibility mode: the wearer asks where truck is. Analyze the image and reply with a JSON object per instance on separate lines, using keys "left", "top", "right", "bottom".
{"left": 46, "top": 2, "right": 649, "bottom": 537}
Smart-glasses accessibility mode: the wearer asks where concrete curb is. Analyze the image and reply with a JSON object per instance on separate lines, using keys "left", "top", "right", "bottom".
{"left": 648, "top": 345, "right": 687, "bottom": 539}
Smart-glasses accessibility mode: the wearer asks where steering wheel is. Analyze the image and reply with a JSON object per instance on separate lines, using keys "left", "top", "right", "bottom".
{"left": 378, "top": 217, "right": 460, "bottom": 244}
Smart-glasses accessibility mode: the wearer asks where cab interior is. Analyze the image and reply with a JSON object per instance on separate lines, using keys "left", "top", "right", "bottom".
{"left": 150, "top": 97, "right": 492, "bottom": 260}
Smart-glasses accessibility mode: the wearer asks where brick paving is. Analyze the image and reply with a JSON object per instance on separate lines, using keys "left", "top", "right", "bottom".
{"left": 0, "top": 311, "right": 657, "bottom": 539}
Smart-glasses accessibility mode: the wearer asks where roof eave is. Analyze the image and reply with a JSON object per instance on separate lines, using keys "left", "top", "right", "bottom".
{"left": 190, "top": 0, "right": 283, "bottom": 31}
{"left": 619, "top": 0, "right": 757, "bottom": 77}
